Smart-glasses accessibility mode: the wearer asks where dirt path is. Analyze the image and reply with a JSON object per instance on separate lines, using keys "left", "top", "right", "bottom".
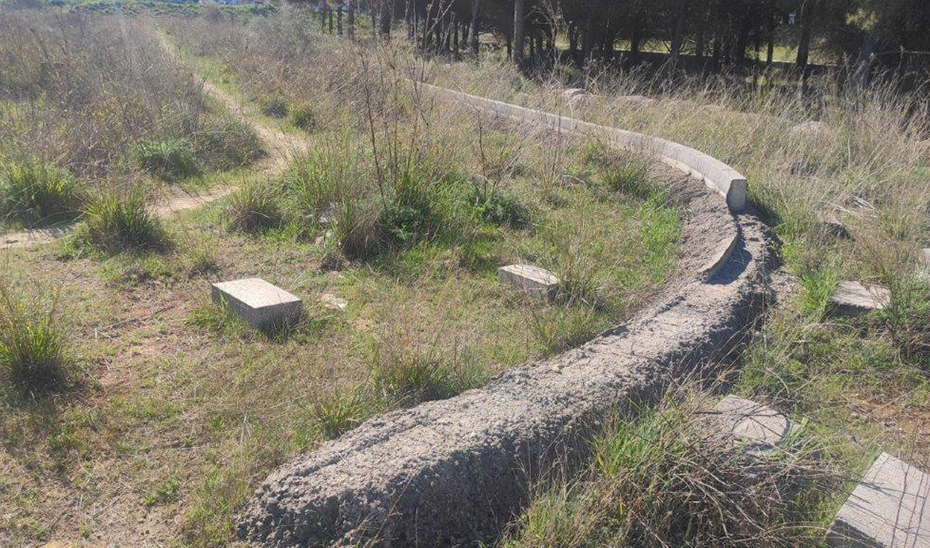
{"left": 0, "top": 55, "right": 309, "bottom": 251}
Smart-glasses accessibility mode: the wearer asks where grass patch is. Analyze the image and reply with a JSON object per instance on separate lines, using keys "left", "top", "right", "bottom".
{"left": 131, "top": 138, "right": 201, "bottom": 182}
{"left": 78, "top": 190, "right": 170, "bottom": 254}
{"left": 289, "top": 104, "right": 318, "bottom": 132}
{"left": 0, "top": 281, "right": 73, "bottom": 395}
{"left": 0, "top": 160, "right": 84, "bottom": 226}
{"left": 258, "top": 95, "right": 288, "bottom": 118}
{"left": 227, "top": 181, "right": 284, "bottom": 234}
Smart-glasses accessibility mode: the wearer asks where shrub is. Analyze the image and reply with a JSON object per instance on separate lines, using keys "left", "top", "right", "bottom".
{"left": 82, "top": 190, "right": 169, "bottom": 253}
{"left": 466, "top": 184, "right": 530, "bottom": 228}
{"left": 227, "top": 181, "right": 283, "bottom": 233}
{"left": 131, "top": 138, "right": 201, "bottom": 182}
{"left": 290, "top": 104, "right": 318, "bottom": 132}
{"left": 0, "top": 161, "right": 84, "bottom": 225}
{"left": 0, "top": 281, "right": 72, "bottom": 394}
{"left": 259, "top": 95, "right": 288, "bottom": 118}
{"left": 377, "top": 172, "right": 452, "bottom": 246}
{"left": 195, "top": 116, "right": 265, "bottom": 171}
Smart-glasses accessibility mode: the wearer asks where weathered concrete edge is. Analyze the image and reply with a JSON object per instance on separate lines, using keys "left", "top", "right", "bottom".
{"left": 237, "top": 88, "right": 766, "bottom": 548}
{"left": 421, "top": 84, "right": 748, "bottom": 212}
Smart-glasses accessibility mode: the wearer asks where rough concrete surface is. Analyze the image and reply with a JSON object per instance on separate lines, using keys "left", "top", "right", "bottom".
{"left": 710, "top": 395, "right": 790, "bottom": 452}
{"left": 827, "top": 452, "right": 930, "bottom": 548}
{"left": 238, "top": 150, "right": 771, "bottom": 546}
{"left": 212, "top": 278, "right": 302, "bottom": 330}
{"left": 830, "top": 281, "right": 890, "bottom": 316}
{"left": 497, "top": 264, "right": 560, "bottom": 299}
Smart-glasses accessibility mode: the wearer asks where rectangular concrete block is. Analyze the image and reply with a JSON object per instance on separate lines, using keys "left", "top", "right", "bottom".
{"left": 710, "top": 395, "right": 790, "bottom": 453}
{"left": 827, "top": 452, "right": 930, "bottom": 548}
{"left": 498, "top": 264, "right": 560, "bottom": 299}
{"left": 830, "top": 281, "right": 890, "bottom": 316}
{"left": 211, "top": 278, "right": 302, "bottom": 330}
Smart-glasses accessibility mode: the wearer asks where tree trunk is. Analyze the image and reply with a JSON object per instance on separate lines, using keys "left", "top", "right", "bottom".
{"left": 320, "top": 1, "right": 328, "bottom": 32}
{"left": 766, "top": 16, "right": 774, "bottom": 65}
{"left": 328, "top": 8, "right": 334, "bottom": 33}
{"left": 796, "top": 0, "right": 814, "bottom": 68}
{"left": 347, "top": 0, "right": 355, "bottom": 39}
{"left": 670, "top": 0, "right": 688, "bottom": 61}
{"left": 337, "top": 5, "right": 343, "bottom": 36}
{"left": 379, "top": 0, "right": 392, "bottom": 40}
{"left": 513, "top": 0, "right": 525, "bottom": 65}
{"left": 470, "top": 0, "right": 480, "bottom": 54}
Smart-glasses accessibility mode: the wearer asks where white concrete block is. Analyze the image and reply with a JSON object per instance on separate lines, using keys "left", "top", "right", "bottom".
{"left": 498, "top": 264, "right": 560, "bottom": 299}
{"left": 211, "top": 278, "right": 302, "bottom": 329}
{"left": 711, "top": 395, "right": 790, "bottom": 452}
{"left": 830, "top": 281, "right": 890, "bottom": 316}
{"left": 319, "top": 293, "right": 348, "bottom": 312}
{"left": 827, "top": 452, "right": 930, "bottom": 548}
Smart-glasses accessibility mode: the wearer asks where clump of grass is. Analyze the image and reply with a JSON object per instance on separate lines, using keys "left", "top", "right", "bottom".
{"left": 259, "top": 95, "right": 288, "bottom": 118}
{"left": 502, "top": 391, "right": 840, "bottom": 548}
{"left": 290, "top": 104, "right": 318, "bottom": 132}
{"left": 466, "top": 184, "right": 530, "bottom": 228}
{"left": 309, "top": 389, "right": 367, "bottom": 440}
{"left": 131, "top": 138, "right": 201, "bottom": 182}
{"left": 528, "top": 305, "right": 601, "bottom": 356}
{"left": 368, "top": 334, "right": 483, "bottom": 408}
{"left": 0, "top": 160, "right": 84, "bottom": 225}
{"left": 81, "top": 190, "right": 169, "bottom": 254}
{"left": 0, "top": 281, "right": 72, "bottom": 395}
{"left": 187, "top": 242, "right": 220, "bottom": 277}
{"left": 227, "top": 181, "right": 283, "bottom": 233}
{"left": 378, "top": 171, "right": 457, "bottom": 247}
{"left": 600, "top": 156, "right": 653, "bottom": 200}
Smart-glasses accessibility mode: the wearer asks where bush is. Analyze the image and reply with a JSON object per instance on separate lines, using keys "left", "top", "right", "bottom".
{"left": 259, "top": 95, "right": 288, "bottom": 118}
{"left": 227, "top": 181, "right": 283, "bottom": 233}
{"left": 131, "top": 138, "right": 201, "bottom": 182}
{"left": 0, "top": 281, "right": 72, "bottom": 394}
{"left": 0, "top": 161, "right": 84, "bottom": 225}
{"left": 290, "top": 104, "right": 318, "bottom": 132}
{"left": 466, "top": 184, "right": 530, "bottom": 228}
{"left": 194, "top": 116, "right": 265, "bottom": 171}
{"left": 82, "top": 190, "right": 169, "bottom": 253}
{"left": 377, "top": 172, "right": 453, "bottom": 246}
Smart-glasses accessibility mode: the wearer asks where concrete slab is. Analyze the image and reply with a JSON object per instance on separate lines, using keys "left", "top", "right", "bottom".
{"left": 319, "top": 293, "right": 348, "bottom": 312}
{"left": 711, "top": 395, "right": 790, "bottom": 452}
{"left": 211, "top": 278, "right": 302, "bottom": 330}
{"left": 830, "top": 281, "right": 890, "bottom": 316}
{"left": 827, "top": 452, "right": 930, "bottom": 548}
{"left": 497, "top": 264, "right": 560, "bottom": 299}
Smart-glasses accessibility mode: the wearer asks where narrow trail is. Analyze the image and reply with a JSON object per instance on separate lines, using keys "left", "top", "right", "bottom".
{"left": 0, "top": 49, "right": 310, "bottom": 251}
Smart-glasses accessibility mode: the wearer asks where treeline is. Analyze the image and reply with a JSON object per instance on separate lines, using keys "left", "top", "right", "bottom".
{"left": 315, "top": 0, "right": 930, "bottom": 75}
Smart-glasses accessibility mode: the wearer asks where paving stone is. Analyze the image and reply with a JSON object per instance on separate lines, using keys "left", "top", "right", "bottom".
{"left": 319, "top": 293, "right": 348, "bottom": 312}
{"left": 497, "top": 264, "right": 560, "bottom": 299}
{"left": 710, "top": 395, "right": 790, "bottom": 453}
{"left": 830, "top": 281, "right": 890, "bottom": 316}
{"left": 211, "top": 278, "right": 302, "bottom": 330}
{"left": 827, "top": 452, "right": 930, "bottom": 548}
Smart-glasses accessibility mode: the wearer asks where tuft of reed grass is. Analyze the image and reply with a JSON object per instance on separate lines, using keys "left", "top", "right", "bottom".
{"left": 259, "top": 95, "right": 288, "bottom": 118}
{"left": 81, "top": 189, "right": 169, "bottom": 253}
{"left": 131, "top": 138, "right": 201, "bottom": 182}
{"left": 0, "top": 160, "right": 84, "bottom": 226}
{"left": 289, "top": 104, "right": 318, "bottom": 132}
{"left": 227, "top": 181, "right": 284, "bottom": 233}
{"left": 0, "top": 280, "right": 72, "bottom": 395}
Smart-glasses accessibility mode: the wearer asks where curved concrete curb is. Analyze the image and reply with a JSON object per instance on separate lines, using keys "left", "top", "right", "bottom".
{"left": 238, "top": 88, "right": 769, "bottom": 547}
{"left": 422, "top": 84, "right": 747, "bottom": 212}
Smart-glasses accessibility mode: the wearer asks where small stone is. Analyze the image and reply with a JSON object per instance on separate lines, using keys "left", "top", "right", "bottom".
{"left": 497, "top": 264, "right": 560, "bottom": 300}
{"left": 211, "top": 278, "right": 302, "bottom": 330}
{"left": 830, "top": 281, "right": 890, "bottom": 316}
{"left": 710, "top": 395, "right": 790, "bottom": 453}
{"left": 319, "top": 293, "right": 348, "bottom": 311}
{"left": 826, "top": 452, "right": 930, "bottom": 548}
{"left": 562, "top": 88, "right": 587, "bottom": 101}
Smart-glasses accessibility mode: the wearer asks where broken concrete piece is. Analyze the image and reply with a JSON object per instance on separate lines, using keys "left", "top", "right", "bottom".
{"left": 211, "top": 278, "right": 302, "bottom": 330}
{"left": 711, "top": 395, "right": 790, "bottom": 452}
{"left": 826, "top": 452, "right": 930, "bottom": 548}
{"left": 497, "top": 264, "right": 560, "bottom": 299}
{"left": 830, "top": 281, "right": 890, "bottom": 316}
{"left": 319, "top": 293, "right": 348, "bottom": 312}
